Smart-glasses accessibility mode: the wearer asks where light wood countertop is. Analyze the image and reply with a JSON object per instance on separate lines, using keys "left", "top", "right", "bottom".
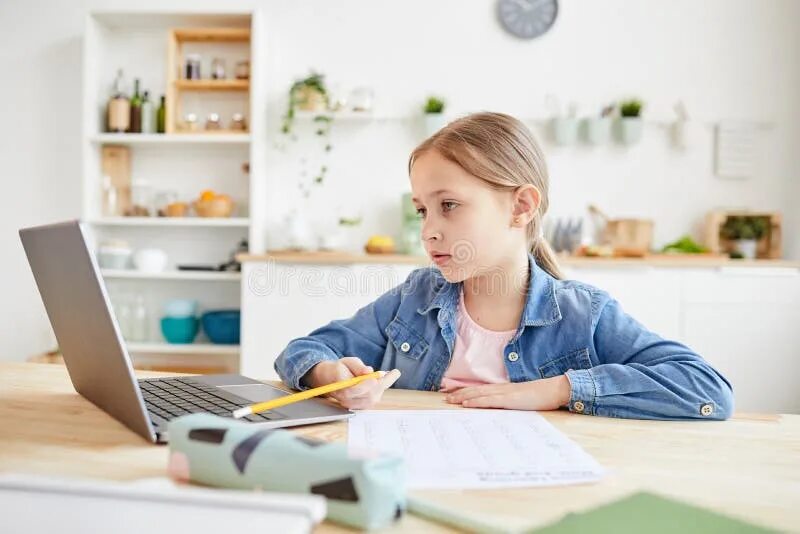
{"left": 237, "top": 250, "right": 800, "bottom": 269}
{"left": 1, "top": 362, "right": 798, "bottom": 532}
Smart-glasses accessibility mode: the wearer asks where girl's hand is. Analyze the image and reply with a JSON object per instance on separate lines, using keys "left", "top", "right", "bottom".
{"left": 305, "top": 357, "right": 400, "bottom": 410}
{"left": 444, "top": 375, "right": 572, "bottom": 411}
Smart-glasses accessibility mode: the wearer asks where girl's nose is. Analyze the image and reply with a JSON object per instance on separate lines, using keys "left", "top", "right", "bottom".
{"left": 421, "top": 222, "right": 442, "bottom": 242}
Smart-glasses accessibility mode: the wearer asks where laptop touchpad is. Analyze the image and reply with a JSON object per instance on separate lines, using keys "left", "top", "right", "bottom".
{"left": 218, "top": 384, "right": 290, "bottom": 403}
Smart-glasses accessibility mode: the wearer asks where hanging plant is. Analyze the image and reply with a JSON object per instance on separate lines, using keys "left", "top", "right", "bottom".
{"left": 281, "top": 71, "right": 336, "bottom": 192}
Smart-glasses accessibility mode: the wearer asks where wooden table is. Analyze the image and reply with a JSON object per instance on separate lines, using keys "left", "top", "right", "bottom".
{"left": 1, "top": 362, "right": 798, "bottom": 532}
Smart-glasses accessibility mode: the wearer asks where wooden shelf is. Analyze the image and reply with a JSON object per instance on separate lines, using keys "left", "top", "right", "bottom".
{"left": 174, "top": 79, "right": 249, "bottom": 92}
{"left": 172, "top": 27, "right": 250, "bottom": 43}
{"left": 101, "top": 269, "right": 241, "bottom": 282}
{"left": 90, "top": 217, "right": 250, "bottom": 228}
{"left": 127, "top": 342, "right": 240, "bottom": 355}
{"left": 91, "top": 133, "right": 250, "bottom": 145}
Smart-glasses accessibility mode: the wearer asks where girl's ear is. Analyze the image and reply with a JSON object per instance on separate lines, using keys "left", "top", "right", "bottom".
{"left": 510, "top": 185, "right": 541, "bottom": 227}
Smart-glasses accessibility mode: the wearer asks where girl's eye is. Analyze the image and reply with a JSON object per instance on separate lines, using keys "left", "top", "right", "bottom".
{"left": 415, "top": 207, "right": 426, "bottom": 218}
{"left": 442, "top": 201, "right": 458, "bottom": 212}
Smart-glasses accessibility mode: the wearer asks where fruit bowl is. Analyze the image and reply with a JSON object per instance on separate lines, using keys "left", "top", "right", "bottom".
{"left": 193, "top": 196, "right": 234, "bottom": 218}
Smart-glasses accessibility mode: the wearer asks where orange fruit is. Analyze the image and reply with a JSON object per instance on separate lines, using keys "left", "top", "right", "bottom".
{"left": 199, "top": 190, "right": 216, "bottom": 202}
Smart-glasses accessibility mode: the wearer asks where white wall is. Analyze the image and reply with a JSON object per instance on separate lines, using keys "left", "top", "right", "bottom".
{"left": 1, "top": 0, "right": 799, "bottom": 362}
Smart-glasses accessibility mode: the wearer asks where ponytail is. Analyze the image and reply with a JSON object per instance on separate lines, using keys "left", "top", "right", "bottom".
{"left": 531, "top": 236, "right": 563, "bottom": 280}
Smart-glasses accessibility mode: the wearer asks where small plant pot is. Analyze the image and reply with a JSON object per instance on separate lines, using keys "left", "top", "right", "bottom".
{"left": 615, "top": 117, "right": 643, "bottom": 145}
{"left": 581, "top": 117, "right": 612, "bottom": 145}
{"left": 424, "top": 113, "right": 447, "bottom": 137}
{"left": 734, "top": 239, "right": 758, "bottom": 259}
{"left": 295, "top": 86, "right": 327, "bottom": 112}
{"left": 550, "top": 117, "right": 579, "bottom": 146}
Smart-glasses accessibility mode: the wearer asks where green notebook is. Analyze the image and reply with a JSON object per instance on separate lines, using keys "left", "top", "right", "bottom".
{"left": 529, "top": 492, "right": 777, "bottom": 534}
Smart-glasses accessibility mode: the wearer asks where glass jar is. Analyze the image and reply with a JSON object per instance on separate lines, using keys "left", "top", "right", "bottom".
{"left": 101, "top": 175, "right": 120, "bottom": 217}
{"left": 182, "top": 112, "right": 199, "bottom": 132}
{"left": 349, "top": 86, "right": 374, "bottom": 112}
{"left": 205, "top": 112, "right": 222, "bottom": 130}
{"left": 230, "top": 113, "right": 247, "bottom": 131}
{"left": 210, "top": 57, "right": 226, "bottom": 79}
{"left": 127, "top": 179, "right": 153, "bottom": 217}
{"left": 185, "top": 54, "right": 201, "bottom": 80}
{"left": 234, "top": 60, "right": 250, "bottom": 80}
{"left": 153, "top": 189, "right": 178, "bottom": 217}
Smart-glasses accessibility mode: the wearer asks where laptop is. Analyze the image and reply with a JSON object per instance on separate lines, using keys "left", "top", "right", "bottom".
{"left": 19, "top": 220, "right": 353, "bottom": 444}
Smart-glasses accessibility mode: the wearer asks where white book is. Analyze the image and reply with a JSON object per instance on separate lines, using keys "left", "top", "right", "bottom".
{"left": 0, "top": 473, "right": 326, "bottom": 534}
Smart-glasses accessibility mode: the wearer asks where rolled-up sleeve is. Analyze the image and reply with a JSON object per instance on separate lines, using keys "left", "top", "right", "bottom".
{"left": 566, "top": 297, "right": 734, "bottom": 420}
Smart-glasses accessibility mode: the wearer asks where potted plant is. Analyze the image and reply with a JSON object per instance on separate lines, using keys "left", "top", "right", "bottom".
{"left": 423, "top": 96, "right": 447, "bottom": 137}
{"left": 615, "top": 98, "right": 644, "bottom": 145}
{"left": 282, "top": 71, "right": 329, "bottom": 136}
{"left": 720, "top": 215, "right": 768, "bottom": 259}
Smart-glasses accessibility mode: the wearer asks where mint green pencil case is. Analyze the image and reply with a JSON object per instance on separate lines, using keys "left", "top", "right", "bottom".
{"left": 167, "top": 414, "right": 406, "bottom": 530}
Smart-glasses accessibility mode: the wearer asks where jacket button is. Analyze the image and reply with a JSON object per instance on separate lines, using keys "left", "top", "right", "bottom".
{"left": 507, "top": 351, "right": 519, "bottom": 362}
{"left": 400, "top": 342, "right": 411, "bottom": 353}
{"left": 700, "top": 403, "right": 714, "bottom": 416}
{"left": 573, "top": 401, "right": 585, "bottom": 413}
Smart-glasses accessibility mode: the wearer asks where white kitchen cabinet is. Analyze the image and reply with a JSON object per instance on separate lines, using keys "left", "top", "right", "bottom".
{"left": 240, "top": 261, "right": 417, "bottom": 379}
{"left": 679, "top": 267, "right": 800, "bottom": 414}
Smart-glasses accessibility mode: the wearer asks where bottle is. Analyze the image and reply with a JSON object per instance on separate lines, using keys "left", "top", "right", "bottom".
{"left": 106, "top": 69, "right": 130, "bottom": 133}
{"left": 129, "top": 78, "right": 142, "bottom": 133}
{"left": 156, "top": 95, "right": 166, "bottom": 134}
{"left": 101, "top": 175, "right": 119, "bottom": 216}
{"left": 140, "top": 90, "right": 155, "bottom": 134}
{"left": 130, "top": 294, "right": 149, "bottom": 342}
{"left": 114, "top": 294, "right": 133, "bottom": 340}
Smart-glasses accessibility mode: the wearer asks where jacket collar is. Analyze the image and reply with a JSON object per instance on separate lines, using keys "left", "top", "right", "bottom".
{"left": 417, "top": 253, "right": 562, "bottom": 327}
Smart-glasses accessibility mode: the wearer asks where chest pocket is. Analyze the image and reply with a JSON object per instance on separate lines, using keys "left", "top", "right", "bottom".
{"left": 538, "top": 347, "right": 592, "bottom": 378}
{"left": 385, "top": 316, "right": 429, "bottom": 360}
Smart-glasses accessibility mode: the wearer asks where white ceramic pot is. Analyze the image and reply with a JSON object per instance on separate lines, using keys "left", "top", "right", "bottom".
{"left": 735, "top": 239, "right": 758, "bottom": 259}
{"left": 582, "top": 117, "right": 612, "bottom": 145}
{"left": 132, "top": 248, "right": 168, "bottom": 273}
{"left": 615, "top": 117, "right": 643, "bottom": 145}
{"left": 550, "top": 117, "right": 579, "bottom": 146}
{"left": 424, "top": 113, "right": 447, "bottom": 137}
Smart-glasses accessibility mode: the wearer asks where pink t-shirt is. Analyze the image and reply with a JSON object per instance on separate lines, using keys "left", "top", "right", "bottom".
{"left": 439, "top": 290, "right": 516, "bottom": 393}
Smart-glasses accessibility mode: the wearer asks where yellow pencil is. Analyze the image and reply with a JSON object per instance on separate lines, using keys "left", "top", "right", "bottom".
{"left": 232, "top": 370, "right": 387, "bottom": 419}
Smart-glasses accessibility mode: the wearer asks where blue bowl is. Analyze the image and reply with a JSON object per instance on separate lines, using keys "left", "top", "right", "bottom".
{"left": 201, "top": 310, "right": 240, "bottom": 345}
{"left": 160, "top": 316, "right": 199, "bottom": 344}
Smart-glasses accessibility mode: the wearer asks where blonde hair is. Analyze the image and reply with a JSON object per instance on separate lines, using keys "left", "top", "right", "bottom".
{"left": 408, "top": 111, "right": 563, "bottom": 280}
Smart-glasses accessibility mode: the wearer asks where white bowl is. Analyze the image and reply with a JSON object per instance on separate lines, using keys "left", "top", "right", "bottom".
{"left": 132, "top": 248, "right": 168, "bottom": 273}
{"left": 97, "top": 247, "right": 132, "bottom": 269}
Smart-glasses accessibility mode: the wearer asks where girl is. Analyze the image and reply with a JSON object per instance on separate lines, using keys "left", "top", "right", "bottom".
{"left": 274, "top": 112, "right": 734, "bottom": 420}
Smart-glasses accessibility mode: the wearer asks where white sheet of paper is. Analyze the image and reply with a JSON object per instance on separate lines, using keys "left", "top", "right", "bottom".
{"left": 348, "top": 409, "right": 604, "bottom": 489}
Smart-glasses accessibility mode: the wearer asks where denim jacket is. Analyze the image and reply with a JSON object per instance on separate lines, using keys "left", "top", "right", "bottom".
{"left": 275, "top": 254, "right": 734, "bottom": 420}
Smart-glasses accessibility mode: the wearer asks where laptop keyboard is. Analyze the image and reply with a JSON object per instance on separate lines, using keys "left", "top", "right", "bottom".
{"left": 138, "top": 377, "right": 282, "bottom": 423}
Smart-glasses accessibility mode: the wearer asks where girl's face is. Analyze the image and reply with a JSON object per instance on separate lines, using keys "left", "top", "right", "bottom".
{"left": 410, "top": 149, "right": 528, "bottom": 283}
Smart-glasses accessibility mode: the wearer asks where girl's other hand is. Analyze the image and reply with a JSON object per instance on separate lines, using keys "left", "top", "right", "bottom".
{"left": 444, "top": 375, "right": 571, "bottom": 411}
{"left": 306, "top": 357, "right": 400, "bottom": 410}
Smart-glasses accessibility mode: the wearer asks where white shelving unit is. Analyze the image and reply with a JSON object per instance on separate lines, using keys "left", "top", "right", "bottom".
{"left": 83, "top": 9, "right": 267, "bottom": 370}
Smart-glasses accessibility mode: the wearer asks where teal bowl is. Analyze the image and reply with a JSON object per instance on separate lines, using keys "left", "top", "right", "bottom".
{"left": 160, "top": 316, "right": 199, "bottom": 344}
